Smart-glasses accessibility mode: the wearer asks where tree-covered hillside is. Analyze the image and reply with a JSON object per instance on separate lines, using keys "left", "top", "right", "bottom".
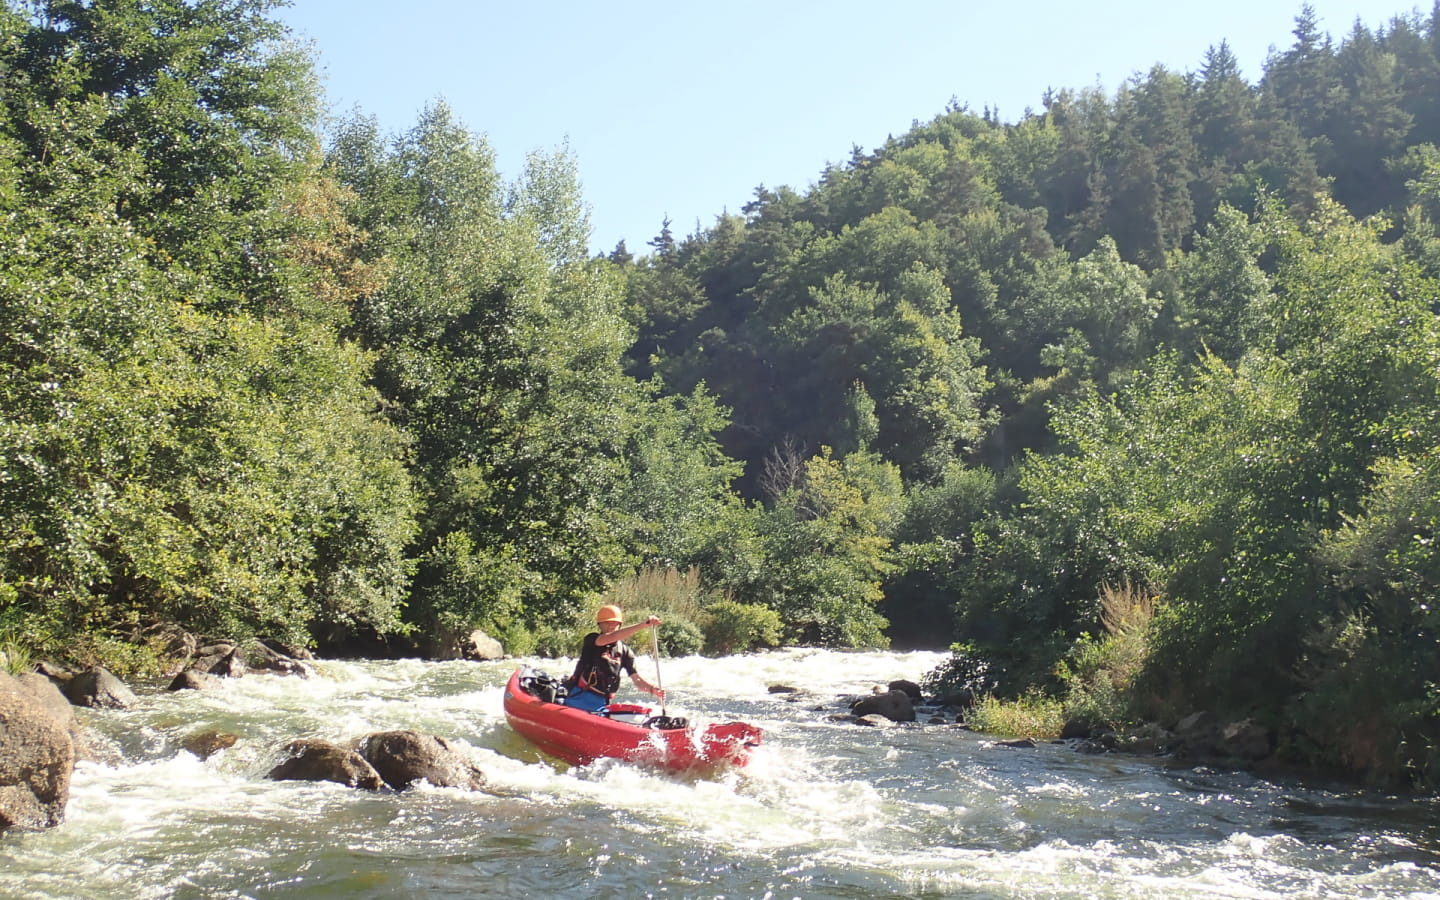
{"left": 612, "top": 3, "right": 1440, "bottom": 783}
{"left": 1, "top": 0, "right": 1437, "bottom": 785}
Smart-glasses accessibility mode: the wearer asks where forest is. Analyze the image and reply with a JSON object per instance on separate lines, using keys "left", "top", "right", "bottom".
{"left": 1, "top": 0, "right": 1438, "bottom": 786}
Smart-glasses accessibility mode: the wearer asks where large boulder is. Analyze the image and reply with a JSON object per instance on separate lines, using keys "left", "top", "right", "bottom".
{"left": 16, "top": 673, "right": 102, "bottom": 763}
{"left": 1171, "top": 711, "right": 1221, "bottom": 758}
{"left": 201, "top": 647, "right": 248, "bottom": 678}
{"left": 464, "top": 629, "right": 505, "bottom": 662}
{"left": 13, "top": 673, "right": 75, "bottom": 725}
{"left": 0, "top": 672, "right": 75, "bottom": 829}
{"left": 255, "top": 637, "right": 313, "bottom": 661}
{"left": 358, "top": 730, "right": 487, "bottom": 791}
{"left": 1219, "top": 718, "right": 1273, "bottom": 762}
{"left": 140, "top": 623, "right": 199, "bottom": 674}
{"left": 887, "top": 679, "right": 923, "bottom": 702}
{"left": 176, "top": 637, "right": 312, "bottom": 679}
{"left": 62, "top": 666, "right": 138, "bottom": 709}
{"left": 268, "top": 739, "right": 383, "bottom": 791}
{"left": 851, "top": 689, "right": 916, "bottom": 723}
{"left": 1169, "top": 712, "right": 1272, "bottom": 765}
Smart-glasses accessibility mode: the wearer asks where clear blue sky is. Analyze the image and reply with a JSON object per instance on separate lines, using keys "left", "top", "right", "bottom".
{"left": 276, "top": 1, "right": 1418, "bottom": 256}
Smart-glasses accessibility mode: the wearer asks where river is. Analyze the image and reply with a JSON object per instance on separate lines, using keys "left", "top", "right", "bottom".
{"left": 2, "top": 648, "right": 1437, "bottom": 899}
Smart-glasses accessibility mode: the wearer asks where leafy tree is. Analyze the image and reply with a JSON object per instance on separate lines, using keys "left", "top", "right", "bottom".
{"left": 767, "top": 262, "right": 989, "bottom": 480}
{"left": 1155, "top": 203, "right": 1272, "bottom": 361}
{"left": 327, "top": 104, "right": 755, "bottom": 649}
{"left": 884, "top": 462, "right": 999, "bottom": 647}
{"left": 0, "top": 0, "right": 416, "bottom": 656}
{"left": 605, "top": 383, "right": 744, "bottom": 570}
{"left": 728, "top": 449, "right": 903, "bottom": 647}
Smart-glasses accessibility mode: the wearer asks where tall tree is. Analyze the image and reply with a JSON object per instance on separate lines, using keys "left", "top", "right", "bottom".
{"left": 1193, "top": 41, "right": 1260, "bottom": 219}
{"left": 1327, "top": 20, "right": 1413, "bottom": 215}
{"left": 1263, "top": 4, "right": 1341, "bottom": 141}
{"left": 1100, "top": 66, "right": 1197, "bottom": 264}
{"left": 0, "top": 0, "right": 417, "bottom": 657}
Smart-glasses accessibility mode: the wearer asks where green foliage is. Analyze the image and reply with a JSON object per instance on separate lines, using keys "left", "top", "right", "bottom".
{"left": 701, "top": 599, "right": 783, "bottom": 656}
{"left": 1285, "top": 611, "right": 1440, "bottom": 785}
{"left": 1055, "top": 582, "right": 1158, "bottom": 731}
{"left": 327, "top": 103, "right": 654, "bottom": 638}
{"left": 64, "top": 630, "right": 166, "bottom": 680}
{"left": 965, "top": 692, "right": 1067, "bottom": 739}
{"left": 724, "top": 448, "right": 902, "bottom": 647}
{"left": 920, "top": 643, "right": 1005, "bottom": 700}
{"left": 655, "top": 618, "right": 705, "bottom": 657}
{"left": 0, "top": 0, "right": 416, "bottom": 653}
{"left": 1156, "top": 204, "right": 1271, "bottom": 361}
{"left": 885, "top": 462, "right": 998, "bottom": 647}
{"left": 605, "top": 384, "right": 744, "bottom": 569}
{"left": 945, "top": 191, "right": 1440, "bottom": 783}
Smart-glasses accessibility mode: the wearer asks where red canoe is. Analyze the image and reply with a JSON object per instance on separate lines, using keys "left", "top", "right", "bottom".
{"left": 503, "top": 667, "right": 762, "bottom": 771}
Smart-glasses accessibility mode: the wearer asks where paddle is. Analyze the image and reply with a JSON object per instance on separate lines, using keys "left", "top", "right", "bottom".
{"left": 649, "top": 622, "right": 667, "bottom": 716}
{"left": 645, "top": 623, "right": 691, "bottom": 730}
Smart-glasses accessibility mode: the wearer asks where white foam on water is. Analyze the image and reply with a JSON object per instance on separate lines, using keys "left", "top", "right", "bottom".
{"left": 3, "top": 650, "right": 1439, "bottom": 900}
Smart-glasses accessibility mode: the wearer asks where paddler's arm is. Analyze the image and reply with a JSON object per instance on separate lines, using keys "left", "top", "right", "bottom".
{"left": 630, "top": 671, "right": 665, "bottom": 700}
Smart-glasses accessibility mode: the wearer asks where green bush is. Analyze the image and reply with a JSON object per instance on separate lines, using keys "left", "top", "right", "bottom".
{"left": 701, "top": 599, "right": 783, "bottom": 656}
{"left": 1056, "top": 582, "right": 1156, "bottom": 731}
{"left": 966, "top": 691, "right": 1067, "bottom": 739}
{"left": 1284, "top": 613, "right": 1440, "bottom": 787}
{"left": 656, "top": 618, "right": 705, "bottom": 656}
{"left": 921, "top": 643, "right": 1006, "bottom": 700}
{"left": 67, "top": 630, "right": 166, "bottom": 679}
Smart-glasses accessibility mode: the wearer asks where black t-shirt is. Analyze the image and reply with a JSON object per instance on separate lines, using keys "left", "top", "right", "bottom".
{"left": 567, "top": 632, "right": 637, "bottom": 697}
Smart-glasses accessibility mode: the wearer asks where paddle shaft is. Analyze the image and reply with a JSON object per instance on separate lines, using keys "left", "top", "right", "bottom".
{"left": 650, "top": 624, "right": 667, "bottom": 716}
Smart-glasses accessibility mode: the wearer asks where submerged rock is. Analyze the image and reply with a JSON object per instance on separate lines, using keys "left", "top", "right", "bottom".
{"left": 855, "top": 714, "right": 897, "bottom": 728}
{"left": 183, "top": 730, "right": 239, "bottom": 760}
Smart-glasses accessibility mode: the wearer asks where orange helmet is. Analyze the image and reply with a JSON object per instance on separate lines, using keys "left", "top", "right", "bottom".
{"left": 596, "top": 604, "right": 624, "bottom": 624}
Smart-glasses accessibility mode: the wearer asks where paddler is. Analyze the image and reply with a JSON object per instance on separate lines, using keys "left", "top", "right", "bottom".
{"left": 562, "top": 605, "right": 666, "bottom": 712}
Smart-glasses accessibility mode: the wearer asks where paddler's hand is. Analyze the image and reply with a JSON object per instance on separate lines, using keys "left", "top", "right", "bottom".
{"left": 653, "top": 687, "right": 666, "bottom": 701}
{"left": 645, "top": 615, "right": 661, "bottom": 627}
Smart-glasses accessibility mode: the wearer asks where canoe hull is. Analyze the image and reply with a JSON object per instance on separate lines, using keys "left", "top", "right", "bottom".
{"left": 503, "top": 668, "right": 760, "bottom": 771}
